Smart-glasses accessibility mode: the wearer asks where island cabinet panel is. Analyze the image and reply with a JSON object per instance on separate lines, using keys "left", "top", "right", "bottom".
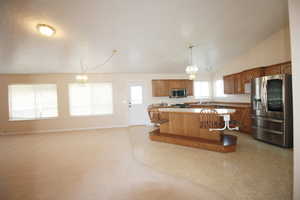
{"left": 152, "top": 79, "right": 193, "bottom": 97}
{"left": 160, "top": 112, "right": 221, "bottom": 141}
{"left": 152, "top": 80, "right": 169, "bottom": 97}
{"left": 169, "top": 113, "right": 185, "bottom": 135}
{"left": 183, "top": 114, "right": 200, "bottom": 137}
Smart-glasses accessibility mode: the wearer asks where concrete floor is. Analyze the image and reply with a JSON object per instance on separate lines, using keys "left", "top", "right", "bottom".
{"left": 0, "top": 126, "right": 293, "bottom": 200}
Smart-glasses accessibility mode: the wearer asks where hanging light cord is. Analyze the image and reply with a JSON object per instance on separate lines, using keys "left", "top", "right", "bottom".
{"left": 80, "top": 50, "right": 117, "bottom": 73}
{"left": 189, "top": 45, "right": 194, "bottom": 65}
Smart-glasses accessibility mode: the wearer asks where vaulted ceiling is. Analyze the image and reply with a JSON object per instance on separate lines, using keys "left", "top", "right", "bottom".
{"left": 0, "top": 0, "right": 289, "bottom": 73}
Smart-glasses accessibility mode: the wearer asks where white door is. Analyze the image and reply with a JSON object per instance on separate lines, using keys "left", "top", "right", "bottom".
{"left": 128, "top": 82, "right": 147, "bottom": 125}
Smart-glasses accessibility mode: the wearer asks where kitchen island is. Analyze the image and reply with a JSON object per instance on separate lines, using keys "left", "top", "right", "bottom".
{"left": 149, "top": 108, "right": 238, "bottom": 152}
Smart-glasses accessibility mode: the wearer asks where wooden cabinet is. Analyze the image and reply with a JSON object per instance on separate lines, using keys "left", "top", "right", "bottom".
{"left": 184, "top": 80, "right": 194, "bottom": 96}
{"left": 169, "top": 80, "right": 184, "bottom": 89}
{"left": 223, "top": 61, "right": 291, "bottom": 95}
{"left": 224, "top": 73, "right": 244, "bottom": 94}
{"left": 152, "top": 80, "right": 169, "bottom": 97}
{"left": 152, "top": 79, "right": 193, "bottom": 97}
{"left": 281, "top": 62, "right": 292, "bottom": 74}
{"left": 229, "top": 107, "right": 252, "bottom": 134}
{"left": 223, "top": 74, "right": 235, "bottom": 94}
{"left": 264, "top": 64, "right": 282, "bottom": 76}
{"left": 242, "top": 67, "right": 264, "bottom": 83}
{"left": 234, "top": 73, "right": 244, "bottom": 94}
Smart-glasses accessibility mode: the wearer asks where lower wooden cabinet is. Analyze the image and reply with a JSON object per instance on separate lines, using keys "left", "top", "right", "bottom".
{"left": 229, "top": 107, "right": 252, "bottom": 134}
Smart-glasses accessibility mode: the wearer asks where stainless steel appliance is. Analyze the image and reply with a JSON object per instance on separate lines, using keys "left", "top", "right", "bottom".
{"left": 251, "top": 74, "right": 293, "bottom": 147}
{"left": 169, "top": 88, "right": 187, "bottom": 98}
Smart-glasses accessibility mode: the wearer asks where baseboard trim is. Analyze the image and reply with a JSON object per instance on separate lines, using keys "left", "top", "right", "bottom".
{"left": 0, "top": 125, "right": 129, "bottom": 136}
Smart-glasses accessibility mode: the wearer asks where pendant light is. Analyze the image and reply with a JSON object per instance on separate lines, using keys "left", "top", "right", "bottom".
{"left": 185, "top": 45, "right": 199, "bottom": 80}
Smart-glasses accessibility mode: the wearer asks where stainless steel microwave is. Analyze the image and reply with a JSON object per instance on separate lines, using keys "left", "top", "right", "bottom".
{"left": 170, "top": 88, "right": 187, "bottom": 98}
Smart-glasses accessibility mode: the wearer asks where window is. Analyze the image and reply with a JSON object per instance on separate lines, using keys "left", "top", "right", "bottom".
{"left": 215, "top": 80, "right": 226, "bottom": 97}
{"left": 69, "top": 83, "right": 113, "bottom": 116}
{"left": 130, "top": 85, "right": 143, "bottom": 104}
{"left": 194, "top": 81, "right": 210, "bottom": 98}
{"left": 9, "top": 84, "right": 58, "bottom": 120}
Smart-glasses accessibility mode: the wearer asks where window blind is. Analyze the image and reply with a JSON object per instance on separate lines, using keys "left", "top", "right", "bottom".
{"left": 69, "top": 83, "right": 113, "bottom": 116}
{"left": 9, "top": 84, "right": 58, "bottom": 120}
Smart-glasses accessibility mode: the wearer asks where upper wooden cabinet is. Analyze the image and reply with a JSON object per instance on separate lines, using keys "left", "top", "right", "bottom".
{"left": 152, "top": 80, "right": 169, "bottom": 97}
{"left": 224, "top": 73, "right": 245, "bottom": 94}
{"left": 169, "top": 80, "right": 184, "bottom": 89}
{"left": 263, "top": 64, "right": 282, "bottom": 76}
{"left": 242, "top": 67, "right": 264, "bottom": 83}
{"left": 152, "top": 79, "right": 193, "bottom": 97}
{"left": 223, "top": 74, "right": 235, "bottom": 94}
{"left": 184, "top": 80, "right": 194, "bottom": 96}
{"left": 281, "top": 62, "right": 292, "bottom": 74}
{"left": 223, "top": 61, "right": 291, "bottom": 95}
{"left": 234, "top": 72, "right": 244, "bottom": 94}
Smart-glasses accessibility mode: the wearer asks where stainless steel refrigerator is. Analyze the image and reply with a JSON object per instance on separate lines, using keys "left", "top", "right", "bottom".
{"left": 251, "top": 74, "right": 293, "bottom": 147}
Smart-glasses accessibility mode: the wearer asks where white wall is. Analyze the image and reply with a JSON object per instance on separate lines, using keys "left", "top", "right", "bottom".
{"left": 212, "top": 26, "right": 291, "bottom": 102}
{"left": 288, "top": 1, "right": 300, "bottom": 199}
{"left": 0, "top": 72, "right": 212, "bottom": 134}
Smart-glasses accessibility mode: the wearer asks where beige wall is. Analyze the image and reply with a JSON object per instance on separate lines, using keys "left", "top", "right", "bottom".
{"left": 0, "top": 72, "right": 212, "bottom": 134}
{"left": 212, "top": 26, "right": 291, "bottom": 102}
{"left": 288, "top": 0, "right": 300, "bottom": 199}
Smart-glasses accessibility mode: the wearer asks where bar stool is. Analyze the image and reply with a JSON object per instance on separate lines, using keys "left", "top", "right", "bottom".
{"left": 199, "top": 109, "right": 223, "bottom": 129}
{"left": 147, "top": 108, "right": 168, "bottom": 127}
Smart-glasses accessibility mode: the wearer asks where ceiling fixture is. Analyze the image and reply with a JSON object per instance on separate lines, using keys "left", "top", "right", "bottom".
{"left": 37, "top": 24, "right": 56, "bottom": 37}
{"left": 76, "top": 50, "right": 117, "bottom": 84}
{"left": 185, "top": 45, "right": 199, "bottom": 80}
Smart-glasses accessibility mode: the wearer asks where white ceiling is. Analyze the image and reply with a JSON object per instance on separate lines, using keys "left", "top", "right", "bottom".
{"left": 0, "top": 0, "right": 289, "bottom": 74}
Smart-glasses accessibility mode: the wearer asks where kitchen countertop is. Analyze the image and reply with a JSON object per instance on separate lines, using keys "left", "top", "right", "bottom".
{"left": 158, "top": 108, "right": 236, "bottom": 114}
{"left": 190, "top": 103, "right": 250, "bottom": 108}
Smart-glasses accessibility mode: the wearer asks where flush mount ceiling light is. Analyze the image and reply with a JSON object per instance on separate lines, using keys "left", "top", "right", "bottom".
{"left": 36, "top": 24, "right": 56, "bottom": 37}
{"left": 185, "top": 45, "right": 199, "bottom": 80}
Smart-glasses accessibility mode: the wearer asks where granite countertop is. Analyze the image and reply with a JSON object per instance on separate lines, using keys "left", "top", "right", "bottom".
{"left": 158, "top": 108, "right": 236, "bottom": 114}
{"left": 190, "top": 103, "right": 250, "bottom": 108}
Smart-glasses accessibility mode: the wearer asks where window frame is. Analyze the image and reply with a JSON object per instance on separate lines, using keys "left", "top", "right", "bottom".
{"left": 214, "top": 79, "right": 227, "bottom": 98}
{"left": 68, "top": 82, "right": 114, "bottom": 117}
{"left": 8, "top": 84, "right": 59, "bottom": 121}
{"left": 193, "top": 81, "right": 211, "bottom": 99}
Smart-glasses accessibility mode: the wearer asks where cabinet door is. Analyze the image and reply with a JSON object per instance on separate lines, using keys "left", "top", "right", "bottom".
{"left": 281, "top": 62, "right": 292, "bottom": 74}
{"left": 223, "top": 75, "right": 235, "bottom": 94}
{"left": 169, "top": 80, "right": 185, "bottom": 89}
{"left": 243, "top": 68, "right": 264, "bottom": 83}
{"left": 264, "top": 65, "right": 282, "bottom": 76}
{"left": 152, "top": 80, "right": 169, "bottom": 97}
{"left": 234, "top": 73, "right": 244, "bottom": 94}
{"left": 184, "top": 80, "right": 194, "bottom": 96}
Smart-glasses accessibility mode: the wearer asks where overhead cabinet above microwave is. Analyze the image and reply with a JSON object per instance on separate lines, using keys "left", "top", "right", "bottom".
{"left": 152, "top": 79, "right": 193, "bottom": 97}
